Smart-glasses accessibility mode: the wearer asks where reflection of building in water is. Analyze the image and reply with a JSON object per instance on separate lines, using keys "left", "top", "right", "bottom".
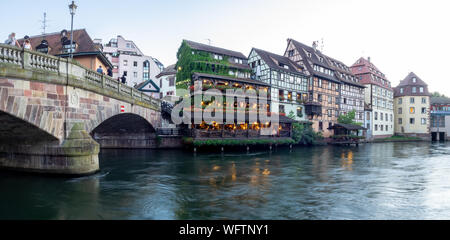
{"left": 341, "top": 150, "right": 354, "bottom": 171}
{"left": 310, "top": 146, "right": 334, "bottom": 182}
{"left": 362, "top": 143, "right": 395, "bottom": 165}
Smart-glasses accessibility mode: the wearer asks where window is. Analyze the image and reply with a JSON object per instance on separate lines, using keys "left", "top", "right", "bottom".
{"left": 381, "top": 113, "right": 384, "bottom": 121}
{"left": 410, "top": 97, "right": 415, "bottom": 104}
{"left": 412, "top": 87, "right": 417, "bottom": 93}
{"left": 375, "top": 112, "right": 378, "bottom": 120}
{"left": 288, "top": 50, "right": 294, "bottom": 57}
{"left": 319, "top": 121, "right": 323, "bottom": 130}
{"left": 385, "top": 113, "right": 388, "bottom": 122}
{"left": 133, "top": 72, "right": 137, "bottom": 78}
{"left": 297, "top": 107, "right": 303, "bottom": 118}
{"left": 386, "top": 125, "right": 388, "bottom": 131}
{"left": 410, "top": 118, "right": 415, "bottom": 124}
{"left": 410, "top": 107, "right": 415, "bottom": 114}
{"left": 327, "top": 109, "right": 332, "bottom": 117}
{"left": 421, "top": 118, "right": 427, "bottom": 125}
{"left": 328, "top": 96, "right": 332, "bottom": 104}
{"left": 398, "top": 108, "right": 402, "bottom": 114}
{"left": 279, "top": 90, "right": 285, "bottom": 101}
{"left": 390, "top": 114, "right": 393, "bottom": 122}
{"left": 412, "top": 77, "right": 416, "bottom": 83}
{"left": 123, "top": 60, "right": 128, "bottom": 66}
{"left": 422, "top": 98, "right": 427, "bottom": 104}
{"left": 318, "top": 94, "right": 322, "bottom": 102}
{"left": 421, "top": 107, "right": 426, "bottom": 114}
{"left": 420, "top": 87, "right": 424, "bottom": 93}
{"left": 375, "top": 124, "right": 378, "bottom": 131}
{"left": 169, "top": 77, "right": 175, "bottom": 87}
{"left": 133, "top": 61, "right": 138, "bottom": 67}
{"left": 399, "top": 118, "right": 403, "bottom": 124}
{"left": 398, "top": 98, "right": 402, "bottom": 104}
{"left": 400, "top": 88, "right": 404, "bottom": 94}
{"left": 279, "top": 105, "right": 285, "bottom": 114}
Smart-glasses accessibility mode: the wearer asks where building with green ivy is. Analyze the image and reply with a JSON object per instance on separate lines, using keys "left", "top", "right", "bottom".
{"left": 175, "top": 40, "right": 294, "bottom": 143}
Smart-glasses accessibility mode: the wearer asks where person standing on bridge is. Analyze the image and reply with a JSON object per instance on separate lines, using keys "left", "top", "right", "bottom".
{"left": 97, "top": 66, "right": 104, "bottom": 74}
{"left": 107, "top": 67, "right": 113, "bottom": 77}
{"left": 23, "top": 36, "right": 32, "bottom": 50}
{"left": 4, "top": 33, "right": 19, "bottom": 47}
{"left": 121, "top": 74, "right": 127, "bottom": 84}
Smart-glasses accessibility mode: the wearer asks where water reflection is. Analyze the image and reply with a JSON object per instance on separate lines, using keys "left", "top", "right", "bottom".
{"left": 1, "top": 142, "right": 450, "bottom": 219}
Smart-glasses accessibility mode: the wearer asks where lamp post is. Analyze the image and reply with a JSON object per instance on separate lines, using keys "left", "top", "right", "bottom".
{"left": 69, "top": 1, "right": 77, "bottom": 60}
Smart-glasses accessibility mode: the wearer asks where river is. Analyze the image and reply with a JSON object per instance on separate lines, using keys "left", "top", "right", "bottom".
{"left": 1, "top": 142, "right": 450, "bottom": 220}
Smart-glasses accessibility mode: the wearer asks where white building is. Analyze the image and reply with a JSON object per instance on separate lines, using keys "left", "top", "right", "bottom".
{"left": 102, "top": 35, "right": 164, "bottom": 87}
{"left": 351, "top": 57, "right": 394, "bottom": 139}
{"left": 156, "top": 64, "right": 177, "bottom": 102}
{"left": 248, "top": 48, "right": 309, "bottom": 121}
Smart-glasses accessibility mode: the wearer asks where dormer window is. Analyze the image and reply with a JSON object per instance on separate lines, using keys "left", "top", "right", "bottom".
{"left": 412, "top": 77, "right": 417, "bottom": 83}
{"left": 214, "top": 54, "right": 223, "bottom": 60}
{"left": 283, "top": 65, "right": 289, "bottom": 70}
{"left": 400, "top": 88, "right": 404, "bottom": 94}
{"left": 62, "top": 41, "right": 77, "bottom": 54}
{"left": 306, "top": 51, "right": 312, "bottom": 58}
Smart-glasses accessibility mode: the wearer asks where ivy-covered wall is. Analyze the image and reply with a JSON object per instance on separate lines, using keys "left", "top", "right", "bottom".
{"left": 175, "top": 40, "right": 251, "bottom": 90}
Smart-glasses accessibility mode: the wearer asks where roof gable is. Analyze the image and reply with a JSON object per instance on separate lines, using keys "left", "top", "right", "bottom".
{"left": 184, "top": 40, "right": 247, "bottom": 59}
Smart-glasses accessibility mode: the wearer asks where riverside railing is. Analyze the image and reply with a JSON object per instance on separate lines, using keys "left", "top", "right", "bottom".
{"left": 0, "top": 44, "right": 160, "bottom": 110}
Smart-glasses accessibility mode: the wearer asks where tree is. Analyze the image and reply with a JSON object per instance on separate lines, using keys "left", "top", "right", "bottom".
{"left": 432, "top": 92, "right": 447, "bottom": 98}
{"left": 338, "top": 110, "right": 362, "bottom": 126}
{"left": 288, "top": 111, "right": 320, "bottom": 145}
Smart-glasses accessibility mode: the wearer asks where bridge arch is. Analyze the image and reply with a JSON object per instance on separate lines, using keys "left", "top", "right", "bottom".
{"left": 0, "top": 110, "right": 60, "bottom": 144}
{"left": 90, "top": 113, "right": 158, "bottom": 149}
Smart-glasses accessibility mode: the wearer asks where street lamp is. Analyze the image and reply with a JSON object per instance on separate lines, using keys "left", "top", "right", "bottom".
{"left": 69, "top": 1, "right": 77, "bottom": 60}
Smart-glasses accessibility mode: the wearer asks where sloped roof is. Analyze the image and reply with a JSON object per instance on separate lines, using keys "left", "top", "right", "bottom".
{"left": 184, "top": 40, "right": 247, "bottom": 59}
{"left": 156, "top": 64, "right": 177, "bottom": 78}
{"left": 252, "top": 48, "right": 307, "bottom": 76}
{"left": 328, "top": 123, "right": 366, "bottom": 131}
{"left": 18, "top": 29, "right": 112, "bottom": 68}
{"left": 18, "top": 29, "right": 100, "bottom": 56}
{"left": 350, "top": 57, "right": 392, "bottom": 90}
{"left": 431, "top": 96, "right": 450, "bottom": 105}
{"left": 394, "top": 72, "right": 430, "bottom": 97}
{"left": 286, "top": 39, "right": 340, "bottom": 83}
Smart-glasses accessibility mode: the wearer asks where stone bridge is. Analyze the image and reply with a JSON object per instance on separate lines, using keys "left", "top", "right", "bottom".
{"left": 0, "top": 44, "right": 162, "bottom": 175}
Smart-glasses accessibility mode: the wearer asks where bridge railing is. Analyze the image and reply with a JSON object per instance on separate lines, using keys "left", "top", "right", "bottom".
{"left": 0, "top": 43, "right": 160, "bottom": 110}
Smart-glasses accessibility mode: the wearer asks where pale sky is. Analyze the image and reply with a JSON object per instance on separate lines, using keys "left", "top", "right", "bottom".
{"left": 1, "top": 0, "right": 449, "bottom": 95}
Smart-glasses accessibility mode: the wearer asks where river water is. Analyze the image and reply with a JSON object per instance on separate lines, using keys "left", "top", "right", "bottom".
{"left": 1, "top": 142, "right": 450, "bottom": 220}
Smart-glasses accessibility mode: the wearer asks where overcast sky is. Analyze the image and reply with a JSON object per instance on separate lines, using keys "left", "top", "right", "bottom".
{"left": 1, "top": 0, "right": 449, "bottom": 95}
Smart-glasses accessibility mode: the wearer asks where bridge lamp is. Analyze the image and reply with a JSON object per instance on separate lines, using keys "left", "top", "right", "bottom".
{"left": 69, "top": 1, "right": 77, "bottom": 60}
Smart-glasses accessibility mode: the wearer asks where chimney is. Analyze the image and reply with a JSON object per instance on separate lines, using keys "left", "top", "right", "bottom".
{"left": 368, "top": 56, "right": 371, "bottom": 63}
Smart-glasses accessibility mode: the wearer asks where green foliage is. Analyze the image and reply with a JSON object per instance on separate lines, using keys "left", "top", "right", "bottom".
{"left": 432, "top": 92, "right": 448, "bottom": 98}
{"left": 338, "top": 110, "right": 362, "bottom": 126}
{"left": 288, "top": 111, "right": 321, "bottom": 145}
{"left": 175, "top": 40, "right": 252, "bottom": 90}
